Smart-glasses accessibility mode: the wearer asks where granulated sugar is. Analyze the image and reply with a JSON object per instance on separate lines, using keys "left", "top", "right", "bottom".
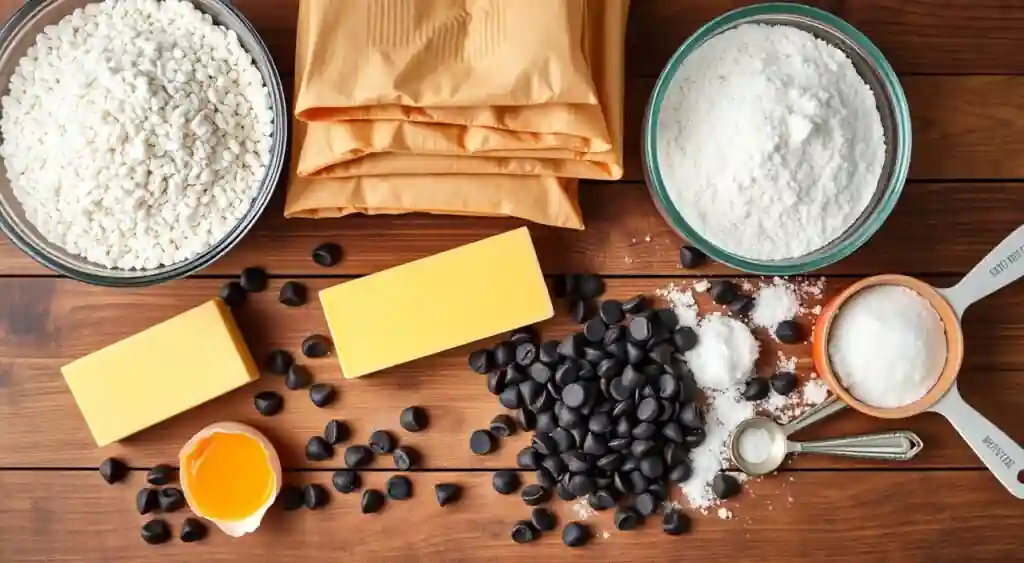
{"left": 656, "top": 24, "right": 885, "bottom": 260}
{"left": 802, "top": 378, "right": 830, "bottom": 405}
{"left": 682, "top": 385, "right": 754, "bottom": 510}
{"left": 828, "top": 285, "right": 946, "bottom": 408}
{"left": 776, "top": 351, "right": 797, "bottom": 372}
{"left": 737, "top": 427, "right": 773, "bottom": 464}
{"left": 659, "top": 284, "right": 700, "bottom": 327}
{"left": 685, "top": 314, "right": 760, "bottom": 389}
{"left": 752, "top": 283, "right": 799, "bottom": 330}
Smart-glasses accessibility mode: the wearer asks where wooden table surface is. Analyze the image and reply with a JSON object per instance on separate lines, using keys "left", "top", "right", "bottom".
{"left": 1, "top": 1, "right": 1023, "bottom": 561}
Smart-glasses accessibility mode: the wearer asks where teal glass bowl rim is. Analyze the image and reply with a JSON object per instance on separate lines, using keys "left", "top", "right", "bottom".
{"left": 642, "top": 2, "right": 912, "bottom": 275}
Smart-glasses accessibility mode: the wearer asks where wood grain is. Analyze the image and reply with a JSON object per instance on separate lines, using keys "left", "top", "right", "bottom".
{"left": 1, "top": 470, "right": 1021, "bottom": 562}
{"left": 0, "top": 277, "right": 1021, "bottom": 469}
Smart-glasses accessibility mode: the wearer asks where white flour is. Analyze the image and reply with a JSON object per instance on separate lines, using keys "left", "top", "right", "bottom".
{"left": 828, "top": 285, "right": 946, "bottom": 408}
{"left": 656, "top": 24, "right": 885, "bottom": 260}
{"left": 751, "top": 282, "right": 800, "bottom": 330}
{"left": 685, "top": 314, "right": 760, "bottom": 390}
{"left": 737, "top": 427, "right": 773, "bottom": 464}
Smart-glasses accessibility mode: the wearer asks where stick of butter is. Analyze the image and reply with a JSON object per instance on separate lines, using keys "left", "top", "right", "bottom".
{"left": 62, "top": 299, "right": 259, "bottom": 446}
{"left": 320, "top": 227, "right": 553, "bottom": 378}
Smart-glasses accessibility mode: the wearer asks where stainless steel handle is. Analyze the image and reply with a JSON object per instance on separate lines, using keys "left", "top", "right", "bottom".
{"left": 781, "top": 394, "right": 846, "bottom": 436}
{"left": 938, "top": 224, "right": 1024, "bottom": 318}
{"left": 788, "top": 430, "right": 924, "bottom": 461}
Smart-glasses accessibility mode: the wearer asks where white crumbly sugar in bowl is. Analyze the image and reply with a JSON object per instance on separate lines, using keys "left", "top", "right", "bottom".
{"left": 828, "top": 285, "right": 947, "bottom": 408}
{"left": 655, "top": 23, "right": 886, "bottom": 260}
{"left": 0, "top": 0, "right": 274, "bottom": 270}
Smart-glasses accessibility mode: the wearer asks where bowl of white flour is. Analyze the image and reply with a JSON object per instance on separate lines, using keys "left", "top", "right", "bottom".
{"left": 0, "top": 0, "right": 287, "bottom": 286}
{"left": 643, "top": 3, "right": 911, "bottom": 275}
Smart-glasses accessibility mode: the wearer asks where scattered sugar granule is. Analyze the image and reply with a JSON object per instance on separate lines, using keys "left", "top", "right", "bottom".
{"left": 751, "top": 282, "right": 800, "bottom": 329}
{"left": 811, "top": 305, "right": 822, "bottom": 315}
{"left": 600, "top": 531, "right": 611, "bottom": 540}
{"left": 685, "top": 314, "right": 760, "bottom": 389}
{"left": 802, "top": 378, "right": 830, "bottom": 405}
{"left": 776, "top": 351, "right": 797, "bottom": 372}
{"left": 659, "top": 284, "right": 700, "bottom": 327}
{"left": 682, "top": 385, "right": 754, "bottom": 510}
{"left": 693, "top": 280, "right": 711, "bottom": 293}
{"left": 571, "top": 499, "right": 597, "bottom": 521}
{"left": 717, "top": 507, "right": 734, "bottom": 520}
{"left": 741, "top": 280, "right": 755, "bottom": 292}
{"left": 736, "top": 427, "right": 774, "bottom": 464}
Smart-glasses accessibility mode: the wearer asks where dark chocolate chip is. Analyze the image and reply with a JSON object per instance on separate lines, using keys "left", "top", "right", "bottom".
{"left": 306, "top": 436, "right": 334, "bottom": 461}
{"left": 583, "top": 318, "right": 607, "bottom": 343}
{"left": 309, "top": 383, "right": 336, "bottom": 408}
{"left": 136, "top": 487, "right": 159, "bottom": 515}
{"left": 712, "top": 473, "right": 741, "bottom": 499}
{"left": 588, "top": 412, "right": 613, "bottom": 434}
{"left": 582, "top": 433, "right": 608, "bottom": 457}
{"left": 498, "top": 386, "right": 523, "bottom": 409}
{"left": 563, "top": 522, "right": 590, "bottom": 547}
{"left": 621, "top": 365, "right": 645, "bottom": 391}
{"left": 361, "top": 489, "right": 385, "bottom": 513}
{"left": 634, "top": 491, "right": 658, "bottom": 517}
{"left": 684, "top": 428, "right": 707, "bottom": 448}
{"left": 775, "top": 320, "right": 803, "bottom": 344}
{"left": 542, "top": 454, "right": 567, "bottom": 479}
{"left": 398, "top": 406, "right": 429, "bottom": 433}
{"left": 323, "top": 420, "right": 351, "bottom": 445}
{"left": 729, "top": 294, "right": 755, "bottom": 316}
{"left": 303, "top": 483, "right": 330, "bottom": 509}
{"left": 531, "top": 506, "right": 557, "bottom": 530}
{"left": 141, "top": 519, "right": 171, "bottom": 545}
{"left": 672, "top": 326, "right": 698, "bottom": 353}
{"left": 509, "top": 326, "right": 538, "bottom": 345}
{"left": 632, "top": 422, "right": 657, "bottom": 440}
{"left": 665, "top": 442, "right": 689, "bottom": 467}
{"left": 492, "top": 471, "right": 521, "bottom": 495}
{"left": 486, "top": 371, "right": 506, "bottom": 395}
{"left": 741, "top": 376, "right": 770, "bottom": 401}
{"left": 556, "top": 482, "right": 576, "bottom": 502}
{"left": 661, "top": 421, "right": 685, "bottom": 444}
{"left": 551, "top": 427, "right": 577, "bottom": 453}
{"left": 621, "top": 457, "right": 640, "bottom": 473}
{"left": 596, "top": 357, "right": 622, "bottom": 380}
{"left": 555, "top": 362, "right": 579, "bottom": 387}
{"left": 158, "top": 487, "right": 185, "bottom": 512}
{"left": 505, "top": 365, "right": 527, "bottom": 386}
{"left": 564, "top": 451, "right": 592, "bottom": 474}
{"left": 679, "top": 402, "right": 704, "bottom": 429}
{"left": 582, "top": 346, "right": 606, "bottom": 366}
{"left": 577, "top": 274, "right": 606, "bottom": 299}
{"left": 529, "top": 362, "right": 553, "bottom": 385}
{"left": 277, "top": 485, "right": 304, "bottom": 510}
{"left": 516, "top": 408, "right": 537, "bottom": 431}
{"left": 597, "top": 452, "right": 624, "bottom": 472}
{"left": 179, "top": 517, "right": 208, "bottom": 543}
{"left": 628, "top": 316, "right": 652, "bottom": 343}
{"left": 679, "top": 246, "right": 707, "bottom": 269}
{"left": 558, "top": 332, "right": 587, "bottom": 358}
{"left": 516, "top": 447, "right": 540, "bottom": 470}
{"left": 392, "top": 446, "right": 418, "bottom": 471}
{"left": 669, "top": 462, "right": 693, "bottom": 483}
{"left": 658, "top": 373, "right": 679, "bottom": 400}
{"left": 536, "top": 468, "right": 557, "bottom": 489}
{"left": 648, "top": 481, "right": 668, "bottom": 502}
{"left": 663, "top": 509, "right": 692, "bottom": 535}
{"left": 630, "top": 439, "right": 656, "bottom": 459}
{"left": 614, "top": 507, "right": 642, "bottom": 531}
{"left": 626, "top": 342, "right": 646, "bottom": 366}
{"left": 515, "top": 342, "right": 538, "bottom": 366}
{"left": 469, "top": 349, "right": 494, "bottom": 374}
{"left": 369, "top": 430, "right": 397, "bottom": 454}
{"left": 655, "top": 308, "right": 679, "bottom": 330}
{"left": 470, "top": 429, "right": 496, "bottom": 455}
{"left": 710, "top": 280, "right": 738, "bottom": 305}
{"left": 146, "top": 464, "right": 175, "bottom": 486}
{"left": 493, "top": 341, "right": 516, "bottom": 367}
{"left": 771, "top": 371, "right": 798, "bottom": 395}
{"left": 264, "top": 349, "right": 294, "bottom": 375}
{"left": 622, "top": 294, "right": 648, "bottom": 315}
{"left": 279, "top": 281, "right": 307, "bottom": 307}
{"left": 254, "top": 391, "right": 284, "bottom": 416}
{"left": 520, "top": 484, "right": 549, "bottom": 507}
{"left": 603, "top": 323, "right": 626, "bottom": 347}
{"left": 434, "top": 483, "right": 461, "bottom": 507}
{"left": 218, "top": 281, "right": 246, "bottom": 308}
{"left": 536, "top": 411, "right": 558, "bottom": 434}
{"left": 489, "top": 414, "right": 516, "bottom": 438}
{"left": 239, "top": 267, "right": 268, "bottom": 293}
{"left": 570, "top": 298, "right": 588, "bottom": 324}
{"left": 511, "top": 520, "right": 538, "bottom": 544}
{"left": 640, "top": 456, "right": 665, "bottom": 479}
{"left": 538, "top": 340, "right": 560, "bottom": 365}
{"left": 568, "top": 474, "right": 597, "bottom": 497}
{"left": 285, "top": 364, "right": 313, "bottom": 390}
{"left": 599, "top": 300, "right": 625, "bottom": 325}
{"left": 332, "top": 469, "right": 360, "bottom": 493}
{"left": 386, "top": 475, "right": 413, "bottom": 500}
{"left": 312, "top": 242, "right": 342, "bottom": 267}
{"left": 344, "top": 445, "right": 373, "bottom": 468}
{"left": 561, "top": 382, "right": 589, "bottom": 409}
{"left": 588, "top": 490, "right": 617, "bottom": 511}
{"left": 637, "top": 397, "right": 660, "bottom": 422}
{"left": 519, "top": 379, "right": 543, "bottom": 407}
{"left": 612, "top": 398, "right": 635, "bottom": 419}
{"left": 301, "top": 334, "right": 332, "bottom": 358}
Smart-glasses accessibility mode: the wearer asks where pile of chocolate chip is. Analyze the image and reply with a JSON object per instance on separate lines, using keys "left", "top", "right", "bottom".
{"left": 467, "top": 274, "right": 708, "bottom": 545}
{"left": 99, "top": 458, "right": 207, "bottom": 544}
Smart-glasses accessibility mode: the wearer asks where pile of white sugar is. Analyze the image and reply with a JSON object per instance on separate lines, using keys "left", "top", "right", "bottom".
{"left": 828, "top": 285, "right": 947, "bottom": 408}
{"left": 656, "top": 24, "right": 886, "bottom": 260}
{"left": 0, "top": 0, "right": 274, "bottom": 269}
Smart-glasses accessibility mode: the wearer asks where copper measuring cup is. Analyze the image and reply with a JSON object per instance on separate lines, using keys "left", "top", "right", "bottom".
{"left": 812, "top": 225, "right": 1024, "bottom": 498}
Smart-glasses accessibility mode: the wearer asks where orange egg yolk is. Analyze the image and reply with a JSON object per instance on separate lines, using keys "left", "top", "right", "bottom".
{"left": 183, "top": 431, "right": 275, "bottom": 521}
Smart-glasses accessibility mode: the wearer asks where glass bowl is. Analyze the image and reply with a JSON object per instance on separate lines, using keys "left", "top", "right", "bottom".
{"left": 642, "top": 3, "right": 911, "bottom": 275}
{"left": 0, "top": 0, "right": 288, "bottom": 287}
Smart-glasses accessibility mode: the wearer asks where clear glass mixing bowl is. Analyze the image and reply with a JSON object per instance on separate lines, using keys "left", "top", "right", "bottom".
{"left": 0, "top": 0, "right": 288, "bottom": 286}
{"left": 642, "top": 3, "right": 912, "bottom": 275}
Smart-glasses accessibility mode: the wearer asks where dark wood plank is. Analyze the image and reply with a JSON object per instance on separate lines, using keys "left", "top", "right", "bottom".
{"left": 0, "top": 470, "right": 1020, "bottom": 562}
{"left": 0, "top": 277, "right": 1021, "bottom": 469}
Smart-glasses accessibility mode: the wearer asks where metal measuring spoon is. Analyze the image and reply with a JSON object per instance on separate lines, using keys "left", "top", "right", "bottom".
{"left": 729, "top": 396, "right": 924, "bottom": 475}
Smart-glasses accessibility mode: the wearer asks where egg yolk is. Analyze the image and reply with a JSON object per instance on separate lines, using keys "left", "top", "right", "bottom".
{"left": 183, "top": 431, "right": 275, "bottom": 521}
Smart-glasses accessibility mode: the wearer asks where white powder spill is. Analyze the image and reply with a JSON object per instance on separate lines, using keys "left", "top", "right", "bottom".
{"left": 682, "top": 385, "right": 754, "bottom": 510}
{"left": 829, "top": 285, "right": 946, "bottom": 408}
{"left": 571, "top": 499, "right": 597, "bottom": 521}
{"left": 736, "top": 427, "right": 774, "bottom": 464}
{"left": 751, "top": 283, "right": 800, "bottom": 330}
{"left": 776, "top": 351, "right": 797, "bottom": 372}
{"left": 802, "top": 378, "right": 830, "bottom": 405}
{"left": 693, "top": 280, "right": 710, "bottom": 293}
{"left": 685, "top": 314, "right": 760, "bottom": 390}
{"left": 717, "top": 507, "right": 734, "bottom": 520}
{"left": 659, "top": 284, "right": 700, "bottom": 327}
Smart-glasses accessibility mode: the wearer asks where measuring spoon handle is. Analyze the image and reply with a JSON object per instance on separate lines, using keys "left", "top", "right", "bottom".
{"left": 939, "top": 224, "right": 1024, "bottom": 317}
{"left": 780, "top": 395, "right": 846, "bottom": 436}
{"left": 789, "top": 431, "right": 924, "bottom": 460}
{"left": 931, "top": 389, "right": 1024, "bottom": 499}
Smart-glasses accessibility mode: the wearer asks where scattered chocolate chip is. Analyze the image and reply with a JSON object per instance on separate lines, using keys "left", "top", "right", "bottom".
{"left": 511, "top": 520, "right": 538, "bottom": 544}
{"left": 563, "top": 522, "right": 590, "bottom": 547}
{"left": 264, "top": 349, "right": 294, "bottom": 375}
{"left": 254, "top": 391, "right": 283, "bottom": 416}
{"left": 493, "top": 342, "right": 516, "bottom": 367}
{"left": 277, "top": 485, "right": 304, "bottom": 510}
{"left": 145, "top": 464, "right": 174, "bottom": 486}
{"left": 775, "top": 320, "right": 803, "bottom": 344}
{"left": 678, "top": 402, "right": 704, "bottom": 429}
{"left": 568, "top": 474, "right": 597, "bottom": 497}
{"left": 312, "top": 242, "right": 343, "bottom": 267}
{"left": 309, "top": 383, "right": 336, "bottom": 408}
{"left": 434, "top": 483, "right": 461, "bottom": 507}
{"left": 344, "top": 445, "right": 373, "bottom": 468}
{"left": 679, "top": 246, "right": 707, "bottom": 269}
{"left": 324, "top": 420, "right": 350, "bottom": 445}
{"left": 663, "top": 509, "right": 691, "bottom": 535}
{"left": 386, "top": 475, "right": 413, "bottom": 500}
{"left": 279, "top": 281, "right": 308, "bottom": 307}
{"left": 577, "top": 274, "right": 605, "bottom": 299}
{"left": 622, "top": 294, "right": 648, "bottom": 315}
{"left": 665, "top": 443, "right": 689, "bottom": 467}
{"left": 469, "top": 349, "right": 494, "bottom": 374}
{"left": 396, "top": 406, "right": 428, "bottom": 433}
{"left": 179, "top": 517, "right": 208, "bottom": 543}
{"left": 498, "top": 386, "right": 523, "bottom": 409}
{"left": 583, "top": 318, "right": 607, "bottom": 343}
{"left": 218, "top": 281, "right": 246, "bottom": 308}
{"left": 516, "top": 408, "right": 537, "bottom": 431}
{"left": 588, "top": 489, "right": 616, "bottom": 511}
{"left": 741, "top": 376, "right": 770, "bottom": 401}
{"left": 712, "top": 473, "right": 741, "bottom": 499}
{"left": 141, "top": 519, "right": 171, "bottom": 545}
{"left": 301, "top": 334, "right": 332, "bottom": 358}
{"left": 684, "top": 428, "right": 707, "bottom": 448}
{"left": 635, "top": 491, "right": 658, "bottom": 517}
{"left": 538, "top": 340, "right": 561, "bottom": 365}
{"left": 369, "top": 430, "right": 397, "bottom": 454}
{"left": 731, "top": 293, "right": 756, "bottom": 315}
{"left": 306, "top": 436, "right": 334, "bottom": 461}
{"left": 136, "top": 487, "right": 159, "bottom": 515}
{"left": 393, "top": 446, "right": 418, "bottom": 470}
{"left": 509, "top": 326, "right": 538, "bottom": 345}
{"left": 628, "top": 316, "right": 652, "bottom": 343}
{"left": 492, "top": 471, "right": 521, "bottom": 495}
{"left": 158, "top": 487, "right": 185, "bottom": 513}
{"left": 361, "top": 489, "right": 385, "bottom": 513}
{"left": 489, "top": 414, "right": 516, "bottom": 438}
{"left": 515, "top": 342, "right": 538, "bottom": 366}
{"left": 569, "top": 298, "right": 588, "bottom": 324}
{"left": 285, "top": 364, "right": 313, "bottom": 390}
{"left": 672, "top": 326, "right": 698, "bottom": 353}
{"left": 239, "top": 267, "right": 268, "bottom": 293}
{"left": 517, "top": 447, "right": 540, "bottom": 470}
{"left": 669, "top": 462, "right": 693, "bottom": 483}
{"left": 710, "top": 280, "right": 738, "bottom": 305}
{"left": 614, "top": 507, "right": 642, "bottom": 531}
{"left": 771, "top": 371, "right": 798, "bottom": 395}
{"left": 332, "top": 470, "right": 360, "bottom": 493}
{"left": 531, "top": 507, "right": 557, "bottom": 531}
{"left": 521, "top": 484, "right": 549, "bottom": 506}
{"left": 470, "top": 429, "right": 496, "bottom": 455}
{"left": 599, "top": 299, "right": 625, "bottom": 325}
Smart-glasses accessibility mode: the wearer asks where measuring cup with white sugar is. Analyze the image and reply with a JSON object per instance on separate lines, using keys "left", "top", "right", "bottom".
{"left": 813, "top": 225, "right": 1024, "bottom": 498}
{"left": 730, "top": 396, "right": 924, "bottom": 475}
